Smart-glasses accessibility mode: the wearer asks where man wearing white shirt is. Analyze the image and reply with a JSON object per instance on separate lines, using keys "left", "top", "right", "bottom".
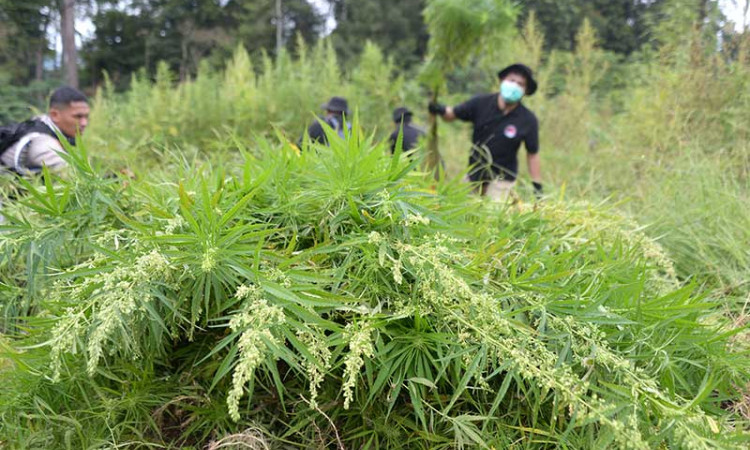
{"left": 0, "top": 86, "right": 90, "bottom": 175}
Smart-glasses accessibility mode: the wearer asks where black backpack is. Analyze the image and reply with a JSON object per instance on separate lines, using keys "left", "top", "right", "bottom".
{"left": 0, "top": 119, "right": 60, "bottom": 168}
{"left": 0, "top": 122, "right": 23, "bottom": 158}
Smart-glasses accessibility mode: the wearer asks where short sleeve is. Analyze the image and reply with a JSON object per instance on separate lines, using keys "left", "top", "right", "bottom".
{"left": 525, "top": 114, "right": 539, "bottom": 154}
{"left": 453, "top": 96, "right": 480, "bottom": 122}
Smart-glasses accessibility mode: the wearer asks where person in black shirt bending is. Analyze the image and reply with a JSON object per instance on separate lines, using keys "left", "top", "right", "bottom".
{"left": 429, "top": 64, "right": 543, "bottom": 200}
{"left": 389, "top": 107, "right": 425, "bottom": 156}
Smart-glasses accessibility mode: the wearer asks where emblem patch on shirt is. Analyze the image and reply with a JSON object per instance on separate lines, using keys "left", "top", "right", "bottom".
{"left": 504, "top": 125, "right": 518, "bottom": 139}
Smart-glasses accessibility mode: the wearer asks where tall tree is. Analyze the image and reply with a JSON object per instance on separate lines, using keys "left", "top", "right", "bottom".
{"left": 84, "top": 0, "right": 323, "bottom": 86}
{"left": 225, "top": 0, "right": 324, "bottom": 57}
{"left": 0, "top": 1, "right": 55, "bottom": 84}
{"left": 85, "top": 0, "right": 231, "bottom": 84}
{"left": 519, "top": 0, "right": 669, "bottom": 55}
{"left": 61, "top": 0, "right": 79, "bottom": 87}
{"left": 329, "top": 0, "right": 429, "bottom": 69}
{"left": 83, "top": 8, "right": 152, "bottom": 87}
{"left": 275, "top": 0, "right": 283, "bottom": 55}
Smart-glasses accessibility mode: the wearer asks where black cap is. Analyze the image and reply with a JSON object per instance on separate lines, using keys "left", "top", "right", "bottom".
{"left": 392, "top": 106, "right": 413, "bottom": 123}
{"left": 321, "top": 96, "right": 350, "bottom": 114}
{"left": 498, "top": 64, "right": 538, "bottom": 96}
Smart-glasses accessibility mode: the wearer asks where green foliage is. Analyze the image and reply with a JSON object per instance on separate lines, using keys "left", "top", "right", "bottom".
{"left": 0, "top": 75, "right": 60, "bottom": 123}
{"left": 349, "top": 42, "right": 406, "bottom": 133}
{"left": 226, "top": 0, "right": 325, "bottom": 58}
{"left": 81, "top": 0, "right": 324, "bottom": 87}
{"left": 0, "top": 0, "right": 54, "bottom": 84}
{"left": 0, "top": 0, "right": 58, "bottom": 119}
{"left": 82, "top": 8, "right": 156, "bottom": 89}
{"left": 84, "top": 39, "right": 416, "bottom": 173}
{"left": 329, "top": 0, "right": 429, "bottom": 70}
{"left": 525, "top": 20, "right": 750, "bottom": 295}
{"left": 518, "top": 0, "right": 669, "bottom": 54}
{"left": 421, "top": 0, "right": 516, "bottom": 89}
{"left": 0, "top": 129, "right": 747, "bottom": 448}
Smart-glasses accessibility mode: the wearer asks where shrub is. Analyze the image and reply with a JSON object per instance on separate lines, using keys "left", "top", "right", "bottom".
{"left": 0, "top": 129, "right": 747, "bottom": 448}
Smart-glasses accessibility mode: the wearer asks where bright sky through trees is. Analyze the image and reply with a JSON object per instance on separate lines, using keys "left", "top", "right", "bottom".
{"left": 721, "top": 0, "right": 749, "bottom": 29}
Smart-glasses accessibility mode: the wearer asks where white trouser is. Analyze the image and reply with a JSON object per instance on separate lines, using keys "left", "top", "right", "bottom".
{"left": 485, "top": 179, "right": 517, "bottom": 202}
{"left": 463, "top": 176, "right": 517, "bottom": 202}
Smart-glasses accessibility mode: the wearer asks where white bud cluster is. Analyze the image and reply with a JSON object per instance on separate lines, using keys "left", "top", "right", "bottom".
{"left": 341, "top": 322, "right": 374, "bottom": 409}
{"left": 201, "top": 247, "right": 218, "bottom": 273}
{"left": 226, "top": 298, "right": 285, "bottom": 421}
{"left": 48, "top": 250, "right": 172, "bottom": 379}
{"left": 164, "top": 215, "right": 187, "bottom": 234}
{"left": 87, "top": 251, "right": 171, "bottom": 375}
{"left": 403, "top": 213, "right": 430, "bottom": 227}
{"left": 297, "top": 328, "right": 332, "bottom": 409}
{"left": 265, "top": 266, "right": 292, "bottom": 288}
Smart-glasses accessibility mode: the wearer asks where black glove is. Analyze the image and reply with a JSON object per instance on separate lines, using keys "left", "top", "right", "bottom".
{"left": 532, "top": 181, "right": 543, "bottom": 199}
{"left": 428, "top": 101, "right": 447, "bottom": 116}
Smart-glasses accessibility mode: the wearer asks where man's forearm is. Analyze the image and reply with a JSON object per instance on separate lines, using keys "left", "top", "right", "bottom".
{"left": 527, "top": 153, "right": 542, "bottom": 182}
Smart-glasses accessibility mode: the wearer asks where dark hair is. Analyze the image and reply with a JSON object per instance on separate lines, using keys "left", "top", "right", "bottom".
{"left": 49, "top": 86, "right": 88, "bottom": 109}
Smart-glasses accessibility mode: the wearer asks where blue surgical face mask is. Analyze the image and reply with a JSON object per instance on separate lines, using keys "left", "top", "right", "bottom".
{"left": 500, "top": 80, "right": 524, "bottom": 104}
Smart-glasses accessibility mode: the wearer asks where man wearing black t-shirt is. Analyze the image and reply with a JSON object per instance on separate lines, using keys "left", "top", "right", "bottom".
{"left": 429, "top": 64, "right": 543, "bottom": 200}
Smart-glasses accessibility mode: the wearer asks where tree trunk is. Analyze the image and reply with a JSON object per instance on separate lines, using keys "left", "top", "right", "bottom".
{"left": 697, "top": 0, "right": 709, "bottom": 30}
{"left": 180, "top": 36, "right": 189, "bottom": 82}
{"left": 61, "top": 0, "right": 78, "bottom": 88}
{"left": 144, "top": 34, "right": 151, "bottom": 75}
{"left": 178, "top": 20, "right": 195, "bottom": 82}
{"left": 35, "top": 15, "right": 49, "bottom": 82}
{"left": 35, "top": 44, "right": 44, "bottom": 82}
{"left": 275, "top": 0, "right": 284, "bottom": 55}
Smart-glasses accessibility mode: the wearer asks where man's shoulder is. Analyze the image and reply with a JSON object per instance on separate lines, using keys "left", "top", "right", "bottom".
{"left": 15, "top": 132, "right": 65, "bottom": 158}
{"left": 305, "top": 118, "right": 330, "bottom": 144}
{"left": 308, "top": 119, "right": 325, "bottom": 133}
{"left": 389, "top": 125, "right": 422, "bottom": 141}
{"left": 465, "top": 93, "right": 497, "bottom": 105}
{"left": 310, "top": 115, "right": 341, "bottom": 130}
{"left": 1, "top": 132, "right": 65, "bottom": 172}
{"left": 455, "top": 93, "right": 497, "bottom": 121}
{"left": 15, "top": 117, "right": 56, "bottom": 140}
{"left": 28, "top": 133, "right": 64, "bottom": 150}
{"left": 406, "top": 124, "right": 426, "bottom": 135}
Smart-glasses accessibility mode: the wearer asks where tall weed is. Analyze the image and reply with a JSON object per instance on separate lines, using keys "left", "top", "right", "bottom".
{"left": 0, "top": 130, "right": 748, "bottom": 448}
